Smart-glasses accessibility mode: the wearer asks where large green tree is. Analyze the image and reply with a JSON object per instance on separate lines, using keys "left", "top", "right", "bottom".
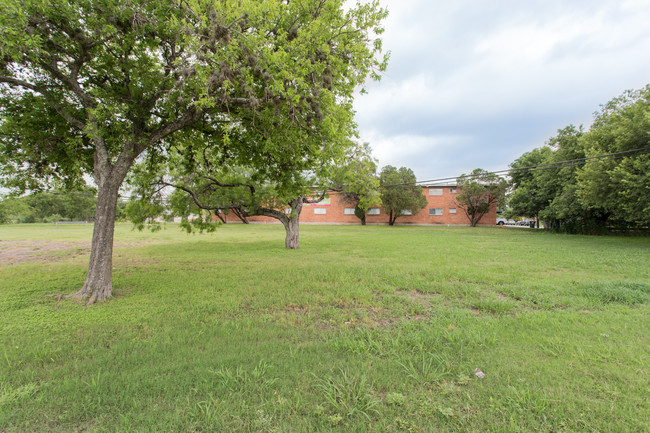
{"left": 379, "top": 165, "right": 426, "bottom": 226}
{"left": 455, "top": 168, "right": 507, "bottom": 227}
{"left": 508, "top": 126, "right": 591, "bottom": 231}
{"left": 0, "top": 0, "right": 388, "bottom": 303}
{"left": 508, "top": 86, "right": 650, "bottom": 233}
{"left": 577, "top": 86, "right": 650, "bottom": 228}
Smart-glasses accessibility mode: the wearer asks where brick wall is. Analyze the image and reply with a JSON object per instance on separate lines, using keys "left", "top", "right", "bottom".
{"left": 222, "top": 186, "right": 497, "bottom": 226}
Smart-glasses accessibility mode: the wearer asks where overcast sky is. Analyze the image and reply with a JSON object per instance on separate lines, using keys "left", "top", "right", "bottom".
{"left": 353, "top": 0, "right": 650, "bottom": 181}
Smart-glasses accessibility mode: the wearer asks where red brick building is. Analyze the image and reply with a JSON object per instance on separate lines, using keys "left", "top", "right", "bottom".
{"left": 223, "top": 183, "right": 497, "bottom": 226}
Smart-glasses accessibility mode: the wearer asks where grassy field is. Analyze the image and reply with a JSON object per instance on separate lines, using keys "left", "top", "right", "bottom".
{"left": 0, "top": 223, "right": 648, "bottom": 432}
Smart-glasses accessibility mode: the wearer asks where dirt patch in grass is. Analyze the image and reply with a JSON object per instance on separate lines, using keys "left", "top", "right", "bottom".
{"left": 0, "top": 240, "right": 90, "bottom": 265}
{"left": 0, "top": 240, "right": 152, "bottom": 266}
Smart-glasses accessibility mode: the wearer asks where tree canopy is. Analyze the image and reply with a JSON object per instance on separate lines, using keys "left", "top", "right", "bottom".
{"left": 379, "top": 165, "right": 426, "bottom": 225}
{"left": 0, "top": 0, "right": 388, "bottom": 303}
{"left": 508, "top": 85, "right": 650, "bottom": 233}
{"left": 455, "top": 169, "right": 507, "bottom": 227}
{"left": 331, "top": 142, "right": 381, "bottom": 225}
{"left": 578, "top": 87, "right": 650, "bottom": 228}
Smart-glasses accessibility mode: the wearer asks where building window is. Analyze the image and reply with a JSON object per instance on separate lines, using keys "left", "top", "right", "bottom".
{"left": 429, "top": 188, "right": 443, "bottom": 196}
{"left": 367, "top": 208, "right": 380, "bottom": 215}
{"left": 450, "top": 188, "right": 457, "bottom": 194}
{"left": 449, "top": 208, "right": 457, "bottom": 214}
{"left": 285, "top": 208, "right": 292, "bottom": 214}
{"left": 401, "top": 209, "right": 412, "bottom": 215}
{"left": 314, "top": 208, "right": 326, "bottom": 215}
{"left": 429, "top": 208, "right": 443, "bottom": 216}
{"left": 344, "top": 208, "right": 355, "bottom": 215}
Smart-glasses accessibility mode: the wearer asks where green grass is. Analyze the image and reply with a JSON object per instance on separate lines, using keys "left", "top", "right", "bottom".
{"left": 1, "top": 223, "right": 649, "bottom": 432}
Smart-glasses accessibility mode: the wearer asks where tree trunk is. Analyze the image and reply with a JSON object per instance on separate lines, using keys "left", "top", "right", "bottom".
{"left": 73, "top": 179, "right": 120, "bottom": 304}
{"left": 354, "top": 205, "right": 366, "bottom": 225}
{"left": 388, "top": 211, "right": 395, "bottom": 226}
{"left": 283, "top": 216, "right": 300, "bottom": 249}
{"left": 283, "top": 197, "right": 303, "bottom": 249}
{"left": 258, "top": 197, "right": 303, "bottom": 249}
{"left": 470, "top": 212, "right": 485, "bottom": 227}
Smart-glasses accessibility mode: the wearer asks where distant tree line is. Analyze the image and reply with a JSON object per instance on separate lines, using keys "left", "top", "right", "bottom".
{"left": 507, "top": 85, "right": 650, "bottom": 233}
{"left": 0, "top": 189, "right": 126, "bottom": 224}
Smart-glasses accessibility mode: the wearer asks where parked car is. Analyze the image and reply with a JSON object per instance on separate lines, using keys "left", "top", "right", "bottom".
{"left": 496, "top": 217, "right": 516, "bottom": 225}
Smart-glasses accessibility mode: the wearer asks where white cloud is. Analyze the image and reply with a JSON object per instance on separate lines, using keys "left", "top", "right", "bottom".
{"left": 353, "top": 0, "right": 650, "bottom": 180}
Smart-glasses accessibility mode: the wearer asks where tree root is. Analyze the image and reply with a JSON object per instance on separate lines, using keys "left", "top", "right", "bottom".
{"left": 44, "top": 293, "right": 64, "bottom": 304}
{"left": 44, "top": 289, "right": 112, "bottom": 306}
{"left": 70, "top": 283, "right": 113, "bottom": 306}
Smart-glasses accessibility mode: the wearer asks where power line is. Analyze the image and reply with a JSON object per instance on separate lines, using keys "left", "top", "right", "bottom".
{"left": 379, "top": 146, "right": 650, "bottom": 189}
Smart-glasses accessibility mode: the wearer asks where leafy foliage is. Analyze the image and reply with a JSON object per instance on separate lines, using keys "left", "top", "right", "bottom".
{"left": 379, "top": 166, "right": 427, "bottom": 225}
{"left": 331, "top": 142, "right": 381, "bottom": 224}
{"left": 577, "top": 86, "right": 650, "bottom": 228}
{"left": 508, "top": 85, "right": 650, "bottom": 232}
{"left": 455, "top": 169, "right": 507, "bottom": 227}
{"left": 0, "top": 188, "right": 98, "bottom": 223}
{"left": 0, "top": 93, "right": 91, "bottom": 193}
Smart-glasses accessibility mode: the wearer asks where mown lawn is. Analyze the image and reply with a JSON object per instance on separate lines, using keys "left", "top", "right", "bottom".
{"left": 0, "top": 223, "right": 648, "bottom": 432}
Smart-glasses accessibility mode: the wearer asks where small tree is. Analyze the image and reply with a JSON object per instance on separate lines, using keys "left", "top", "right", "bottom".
{"left": 130, "top": 171, "right": 325, "bottom": 250}
{"left": 456, "top": 169, "right": 507, "bottom": 227}
{"left": 126, "top": 132, "right": 337, "bottom": 250}
{"left": 379, "top": 166, "right": 427, "bottom": 225}
{"left": 332, "top": 143, "right": 381, "bottom": 225}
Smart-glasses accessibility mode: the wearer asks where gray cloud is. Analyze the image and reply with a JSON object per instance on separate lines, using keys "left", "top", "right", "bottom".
{"left": 355, "top": 0, "right": 650, "bottom": 180}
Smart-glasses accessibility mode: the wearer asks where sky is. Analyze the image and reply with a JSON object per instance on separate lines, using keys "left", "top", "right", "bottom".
{"left": 353, "top": 0, "right": 650, "bottom": 181}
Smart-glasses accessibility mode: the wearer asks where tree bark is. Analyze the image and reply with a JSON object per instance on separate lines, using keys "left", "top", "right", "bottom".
{"left": 72, "top": 140, "right": 135, "bottom": 305}
{"left": 283, "top": 197, "right": 303, "bottom": 249}
{"left": 283, "top": 216, "right": 300, "bottom": 249}
{"left": 257, "top": 197, "right": 303, "bottom": 249}
{"left": 73, "top": 179, "right": 121, "bottom": 304}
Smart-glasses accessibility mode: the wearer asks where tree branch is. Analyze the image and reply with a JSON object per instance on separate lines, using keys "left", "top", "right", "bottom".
{"left": 256, "top": 206, "right": 289, "bottom": 224}
{"left": 37, "top": 56, "right": 96, "bottom": 109}
{"left": 142, "top": 106, "right": 202, "bottom": 154}
{"left": 0, "top": 75, "right": 87, "bottom": 130}
{"left": 201, "top": 175, "right": 256, "bottom": 196}
{"left": 158, "top": 178, "right": 221, "bottom": 212}
{"left": 303, "top": 190, "right": 327, "bottom": 203}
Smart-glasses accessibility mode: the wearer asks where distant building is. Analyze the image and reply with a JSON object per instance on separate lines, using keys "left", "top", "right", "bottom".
{"left": 222, "top": 184, "right": 497, "bottom": 226}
